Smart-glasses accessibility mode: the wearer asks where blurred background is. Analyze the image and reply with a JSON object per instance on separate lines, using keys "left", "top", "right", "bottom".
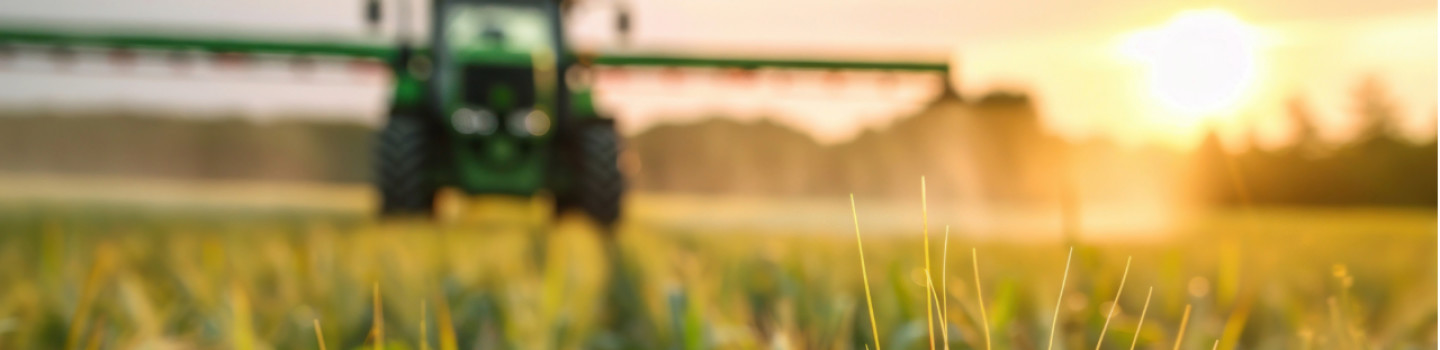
{"left": 0, "top": 0, "right": 1434, "bottom": 349}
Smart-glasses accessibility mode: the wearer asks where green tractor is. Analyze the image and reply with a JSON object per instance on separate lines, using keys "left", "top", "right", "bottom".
{"left": 0, "top": 0, "right": 952, "bottom": 228}
{"left": 372, "top": 0, "right": 623, "bottom": 224}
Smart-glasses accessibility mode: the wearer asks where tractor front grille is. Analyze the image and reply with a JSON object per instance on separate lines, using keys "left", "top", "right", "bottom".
{"left": 462, "top": 65, "right": 535, "bottom": 113}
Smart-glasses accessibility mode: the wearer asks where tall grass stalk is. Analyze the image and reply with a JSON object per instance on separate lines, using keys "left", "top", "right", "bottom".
{"left": 924, "top": 271, "right": 948, "bottom": 350}
{"left": 941, "top": 226, "right": 950, "bottom": 315}
{"left": 1046, "top": 247, "right": 1075, "bottom": 350}
{"left": 921, "top": 177, "right": 935, "bottom": 350}
{"left": 1095, "top": 256, "right": 1133, "bottom": 350}
{"left": 1220, "top": 294, "right": 1254, "bottom": 350}
{"left": 941, "top": 226, "right": 951, "bottom": 350}
{"left": 1129, "top": 287, "right": 1153, "bottom": 350}
{"left": 972, "top": 248, "right": 991, "bottom": 350}
{"left": 1173, "top": 304, "right": 1192, "bottom": 350}
{"left": 313, "top": 319, "right": 328, "bottom": 350}
{"left": 850, "top": 194, "right": 881, "bottom": 350}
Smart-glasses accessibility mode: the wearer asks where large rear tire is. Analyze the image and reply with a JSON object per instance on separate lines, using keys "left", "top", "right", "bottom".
{"left": 570, "top": 122, "right": 625, "bottom": 228}
{"left": 376, "top": 116, "right": 437, "bottom": 216}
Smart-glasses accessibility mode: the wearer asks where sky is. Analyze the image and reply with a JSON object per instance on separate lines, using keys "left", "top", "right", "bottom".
{"left": 0, "top": 0, "right": 1434, "bottom": 149}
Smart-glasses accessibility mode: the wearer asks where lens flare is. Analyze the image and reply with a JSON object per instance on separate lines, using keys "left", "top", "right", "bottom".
{"left": 1120, "top": 9, "right": 1262, "bottom": 128}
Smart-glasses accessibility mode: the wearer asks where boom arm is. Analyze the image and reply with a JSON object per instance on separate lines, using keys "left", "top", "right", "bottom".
{"left": 0, "top": 24, "right": 951, "bottom": 73}
{"left": 590, "top": 52, "right": 949, "bottom": 72}
{"left": 0, "top": 24, "right": 396, "bottom": 60}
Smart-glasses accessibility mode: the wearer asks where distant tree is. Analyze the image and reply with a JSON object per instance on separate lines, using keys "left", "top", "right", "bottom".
{"left": 1193, "top": 129, "right": 1239, "bottom": 204}
{"left": 1284, "top": 96, "right": 1324, "bottom": 156}
{"left": 974, "top": 91, "right": 1031, "bottom": 106}
{"left": 1351, "top": 75, "right": 1399, "bottom": 142}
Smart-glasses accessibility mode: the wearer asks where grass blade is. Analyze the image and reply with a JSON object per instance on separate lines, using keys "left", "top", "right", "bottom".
{"left": 972, "top": 248, "right": 991, "bottom": 350}
{"left": 925, "top": 271, "right": 948, "bottom": 350}
{"left": 1128, "top": 287, "right": 1153, "bottom": 350}
{"left": 1173, "top": 304, "right": 1192, "bottom": 350}
{"left": 1096, "top": 256, "right": 1133, "bottom": 350}
{"left": 941, "top": 226, "right": 951, "bottom": 350}
{"left": 851, "top": 194, "right": 882, "bottom": 350}
{"left": 921, "top": 177, "right": 935, "bottom": 350}
{"left": 1047, "top": 247, "right": 1074, "bottom": 350}
{"left": 314, "top": 319, "right": 328, "bottom": 350}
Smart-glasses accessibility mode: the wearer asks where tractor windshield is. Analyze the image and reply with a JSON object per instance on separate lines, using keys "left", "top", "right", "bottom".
{"left": 446, "top": 4, "right": 554, "bottom": 54}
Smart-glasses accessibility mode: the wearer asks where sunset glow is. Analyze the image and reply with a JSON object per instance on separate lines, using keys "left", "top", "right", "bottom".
{"left": 1120, "top": 9, "right": 1262, "bottom": 132}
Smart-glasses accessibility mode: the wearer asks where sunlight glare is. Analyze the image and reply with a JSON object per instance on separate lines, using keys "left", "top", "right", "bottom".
{"left": 1120, "top": 9, "right": 1262, "bottom": 129}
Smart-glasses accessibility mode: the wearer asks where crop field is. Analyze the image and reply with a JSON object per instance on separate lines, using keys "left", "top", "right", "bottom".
{"left": 0, "top": 189, "right": 1433, "bottom": 350}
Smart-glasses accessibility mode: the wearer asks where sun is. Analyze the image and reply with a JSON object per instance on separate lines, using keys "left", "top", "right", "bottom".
{"left": 1120, "top": 9, "right": 1262, "bottom": 128}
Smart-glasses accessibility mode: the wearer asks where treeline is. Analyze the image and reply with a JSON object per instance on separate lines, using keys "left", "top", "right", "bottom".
{"left": 1194, "top": 78, "right": 1437, "bottom": 206}
{"left": 627, "top": 92, "right": 1073, "bottom": 205}
{"left": 0, "top": 111, "right": 373, "bottom": 183}
{"left": 629, "top": 77, "right": 1436, "bottom": 207}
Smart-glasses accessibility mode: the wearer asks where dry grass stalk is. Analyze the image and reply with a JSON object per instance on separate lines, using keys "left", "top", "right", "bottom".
{"left": 921, "top": 177, "right": 935, "bottom": 350}
{"left": 1096, "top": 256, "right": 1134, "bottom": 350}
{"left": 972, "top": 248, "right": 991, "bottom": 350}
{"left": 924, "top": 271, "right": 948, "bottom": 349}
{"left": 1046, "top": 247, "right": 1075, "bottom": 350}
{"left": 314, "top": 319, "right": 328, "bottom": 350}
{"left": 1129, "top": 287, "right": 1154, "bottom": 350}
{"left": 1173, "top": 304, "right": 1193, "bottom": 350}
{"left": 850, "top": 194, "right": 882, "bottom": 350}
{"left": 941, "top": 226, "right": 951, "bottom": 350}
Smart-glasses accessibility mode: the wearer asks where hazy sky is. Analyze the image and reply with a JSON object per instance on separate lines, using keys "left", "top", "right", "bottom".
{"left": 0, "top": 0, "right": 1434, "bottom": 148}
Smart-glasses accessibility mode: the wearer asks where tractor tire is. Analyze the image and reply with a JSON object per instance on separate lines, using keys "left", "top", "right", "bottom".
{"left": 376, "top": 116, "right": 437, "bottom": 216}
{"left": 573, "top": 123, "right": 625, "bottom": 227}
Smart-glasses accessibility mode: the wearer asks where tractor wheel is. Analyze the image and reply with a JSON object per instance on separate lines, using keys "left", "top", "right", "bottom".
{"left": 573, "top": 122, "right": 625, "bottom": 227}
{"left": 376, "top": 115, "right": 437, "bottom": 216}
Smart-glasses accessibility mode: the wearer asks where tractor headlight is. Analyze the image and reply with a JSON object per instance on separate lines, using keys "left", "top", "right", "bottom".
{"left": 451, "top": 107, "right": 496, "bottom": 135}
{"left": 508, "top": 109, "right": 550, "bottom": 137}
{"left": 566, "top": 65, "right": 593, "bottom": 89}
